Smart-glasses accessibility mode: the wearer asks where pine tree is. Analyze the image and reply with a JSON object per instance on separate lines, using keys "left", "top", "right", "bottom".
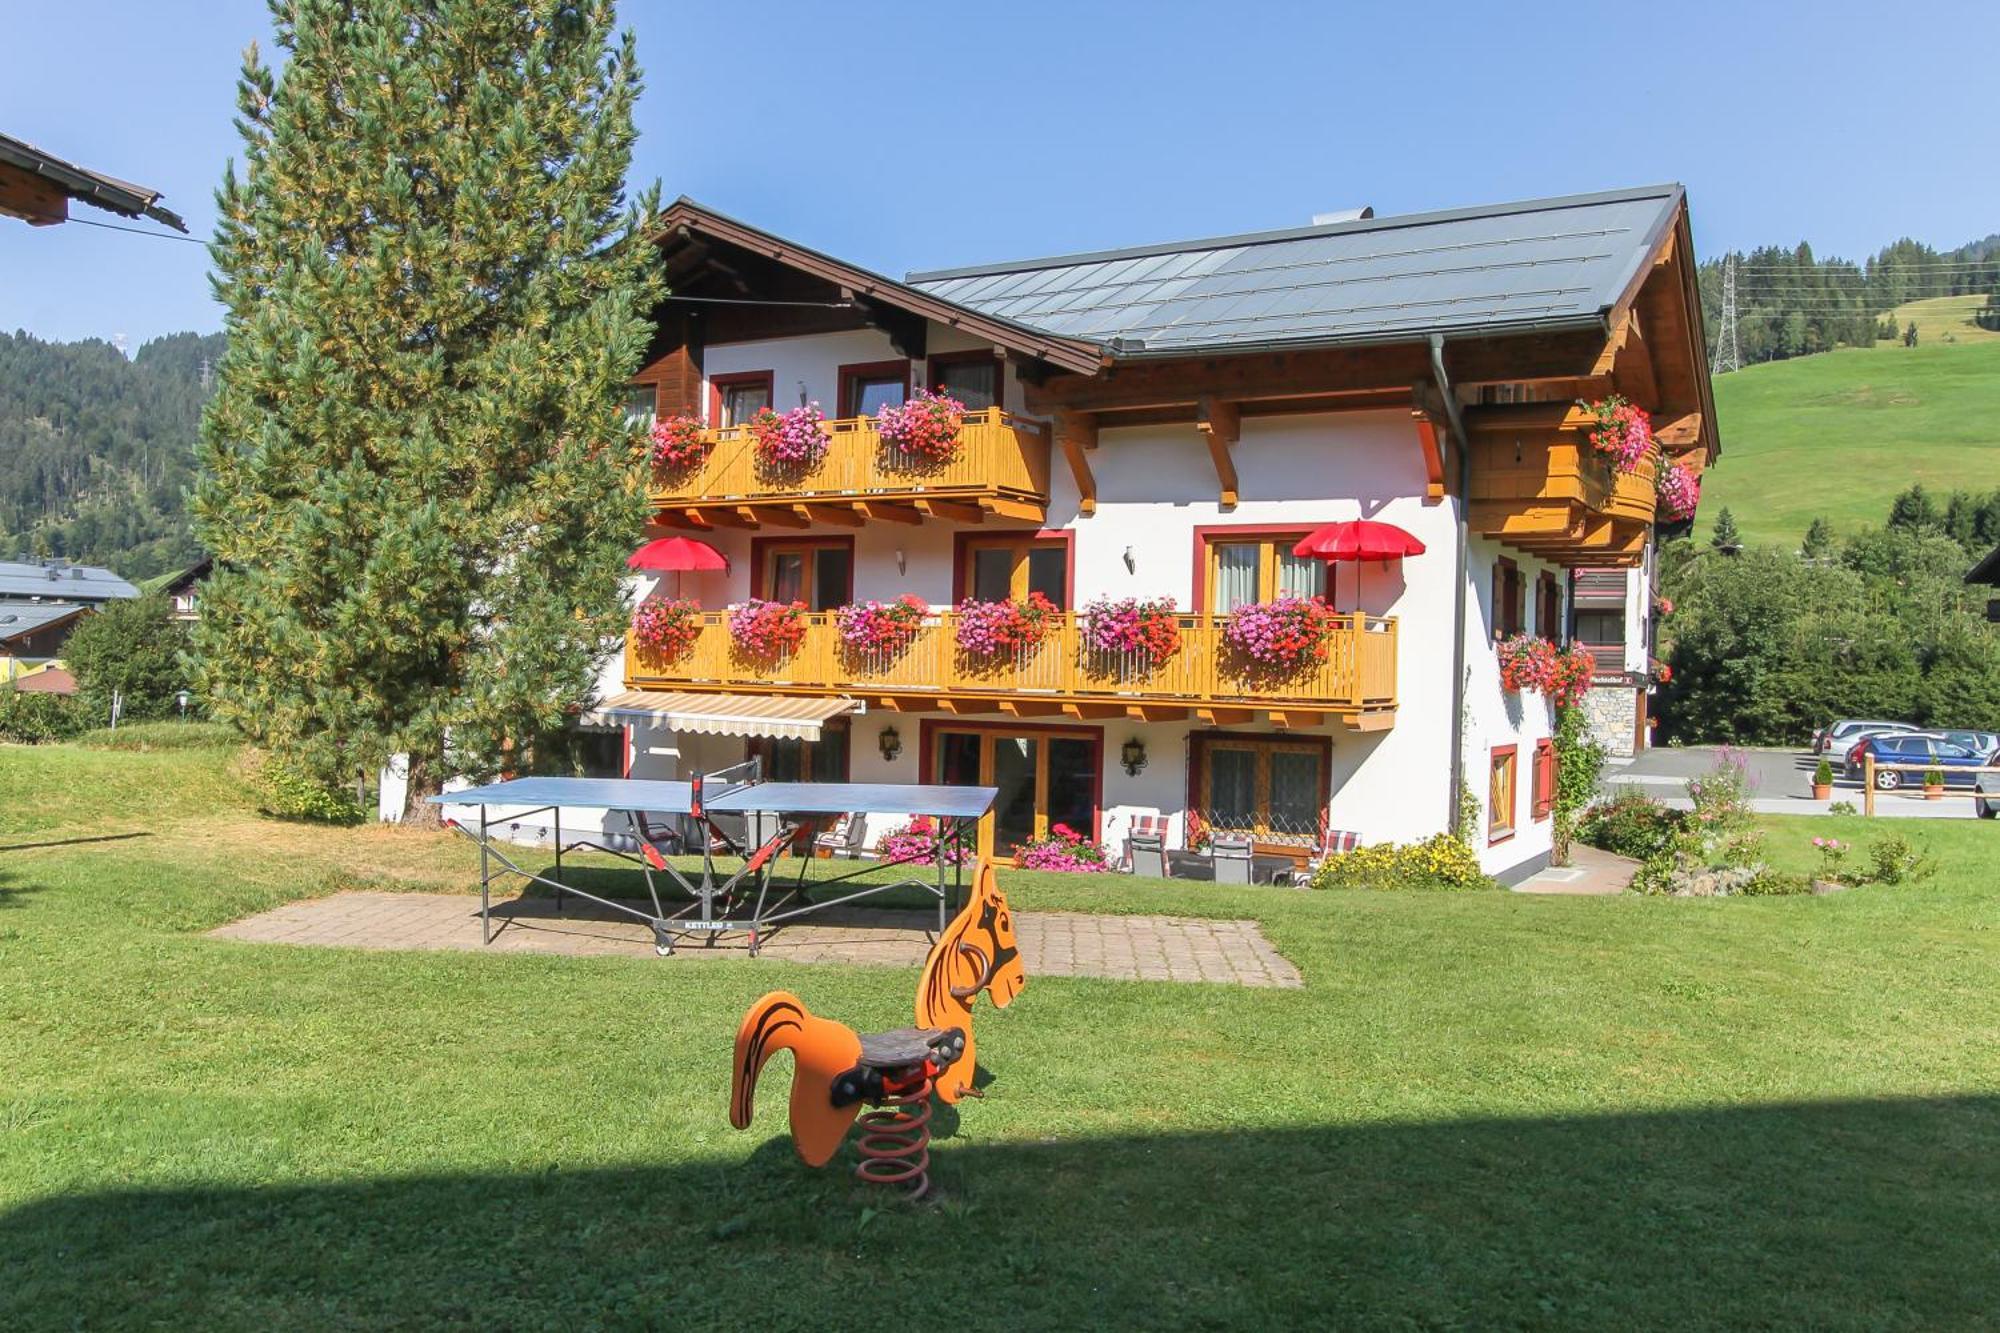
{"left": 1801, "top": 516, "right": 1834, "bottom": 559}
{"left": 193, "top": 0, "right": 661, "bottom": 819}
{"left": 1709, "top": 507, "right": 1742, "bottom": 552}
{"left": 1887, "top": 483, "right": 1941, "bottom": 532}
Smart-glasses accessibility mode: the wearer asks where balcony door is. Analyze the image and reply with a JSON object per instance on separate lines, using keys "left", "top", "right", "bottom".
{"left": 933, "top": 725, "right": 1098, "bottom": 863}
{"left": 1203, "top": 533, "right": 1324, "bottom": 612}
{"left": 757, "top": 538, "right": 852, "bottom": 612}
{"left": 958, "top": 533, "right": 1071, "bottom": 609}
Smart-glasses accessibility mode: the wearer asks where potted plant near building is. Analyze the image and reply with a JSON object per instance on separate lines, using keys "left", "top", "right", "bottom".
{"left": 1812, "top": 757, "right": 1834, "bottom": 802}
{"left": 1923, "top": 765, "right": 1946, "bottom": 800}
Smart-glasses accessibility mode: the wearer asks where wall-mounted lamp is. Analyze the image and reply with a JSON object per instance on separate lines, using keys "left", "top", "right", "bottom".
{"left": 1122, "top": 546, "right": 1136, "bottom": 574}
{"left": 878, "top": 726, "right": 903, "bottom": 763}
{"left": 896, "top": 549, "right": 907, "bottom": 575}
{"left": 1120, "top": 736, "right": 1147, "bottom": 777}
{"left": 1513, "top": 438, "right": 1523, "bottom": 464}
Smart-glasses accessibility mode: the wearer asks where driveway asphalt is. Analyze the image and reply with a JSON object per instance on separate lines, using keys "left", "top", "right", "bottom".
{"left": 1603, "top": 744, "right": 1987, "bottom": 820}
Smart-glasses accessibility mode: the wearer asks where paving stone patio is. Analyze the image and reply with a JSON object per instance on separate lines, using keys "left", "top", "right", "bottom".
{"left": 209, "top": 892, "right": 1302, "bottom": 988}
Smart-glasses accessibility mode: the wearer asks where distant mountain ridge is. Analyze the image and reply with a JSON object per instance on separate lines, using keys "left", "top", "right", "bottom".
{"left": 0, "top": 330, "right": 222, "bottom": 580}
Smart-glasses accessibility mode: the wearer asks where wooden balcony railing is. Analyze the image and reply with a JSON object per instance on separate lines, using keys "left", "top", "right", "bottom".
{"left": 1463, "top": 403, "right": 1658, "bottom": 567}
{"left": 648, "top": 407, "right": 1051, "bottom": 527}
{"left": 626, "top": 609, "right": 1397, "bottom": 728}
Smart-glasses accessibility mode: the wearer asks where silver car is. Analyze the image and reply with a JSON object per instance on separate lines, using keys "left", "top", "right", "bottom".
{"left": 1815, "top": 718, "right": 1918, "bottom": 755}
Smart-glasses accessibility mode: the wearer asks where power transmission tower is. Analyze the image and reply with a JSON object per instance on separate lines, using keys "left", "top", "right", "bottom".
{"left": 199, "top": 357, "right": 212, "bottom": 391}
{"left": 1710, "top": 254, "right": 1741, "bottom": 375}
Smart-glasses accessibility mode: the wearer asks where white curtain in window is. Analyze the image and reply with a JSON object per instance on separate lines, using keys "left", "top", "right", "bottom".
{"left": 1277, "top": 550, "right": 1326, "bottom": 601}
{"left": 1214, "top": 544, "right": 1259, "bottom": 612}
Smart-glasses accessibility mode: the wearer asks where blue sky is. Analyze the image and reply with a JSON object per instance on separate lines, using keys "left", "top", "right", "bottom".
{"left": 4, "top": 0, "right": 1996, "bottom": 347}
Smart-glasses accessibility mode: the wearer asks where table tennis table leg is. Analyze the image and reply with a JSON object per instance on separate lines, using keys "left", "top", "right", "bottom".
{"left": 553, "top": 806, "right": 564, "bottom": 914}
{"left": 479, "top": 805, "right": 491, "bottom": 945}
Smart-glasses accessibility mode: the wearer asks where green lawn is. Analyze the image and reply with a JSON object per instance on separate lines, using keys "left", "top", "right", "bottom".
{"left": 3, "top": 738, "right": 1999, "bottom": 1328}
{"left": 1703, "top": 338, "right": 2000, "bottom": 549}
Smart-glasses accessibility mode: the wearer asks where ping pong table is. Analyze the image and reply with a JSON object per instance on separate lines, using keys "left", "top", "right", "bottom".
{"left": 429, "top": 761, "right": 996, "bottom": 957}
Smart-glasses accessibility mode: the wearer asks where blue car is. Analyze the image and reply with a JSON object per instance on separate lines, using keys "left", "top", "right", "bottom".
{"left": 1856, "top": 734, "right": 1988, "bottom": 790}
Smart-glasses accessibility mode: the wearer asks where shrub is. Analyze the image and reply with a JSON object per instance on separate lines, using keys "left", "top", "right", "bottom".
{"left": 0, "top": 689, "right": 88, "bottom": 743}
{"left": 1866, "top": 832, "right": 1934, "bottom": 885}
{"left": 60, "top": 594, "right": 192, "bottom": 722}
{"left": 1310, "top": 833, "right": 1494, "bottom": 891}
{"left": 1814, "top": 757, "right": 1834, "bottom": 787}
{"left": 1741, "top": 870, "right": 1813, "bottom": 896}
{"left": 1578, "top": 790, "right": 1686, "bottom": 860}
{"left": 257, "top": 759, "right": 367, "bottom": 825}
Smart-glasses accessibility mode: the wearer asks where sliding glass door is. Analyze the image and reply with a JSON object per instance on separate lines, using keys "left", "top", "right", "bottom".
{"left": 932, "top": 726, "right": 1098, "bottom": 862}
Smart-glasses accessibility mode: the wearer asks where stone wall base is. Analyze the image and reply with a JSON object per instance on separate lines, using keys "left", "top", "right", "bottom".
{"left": 1583, "top": 684, "right": 1639, "bottom": 758}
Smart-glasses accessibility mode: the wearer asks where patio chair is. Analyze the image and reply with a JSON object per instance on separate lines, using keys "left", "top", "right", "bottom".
{"left": 1293, "top": 828, "right": 1362, "bottom": 887}
{"left": 1127, "top": 831, "right": 1167, "bottom": 879}
{"left": 1210, "top": 834, "right": 1254, "bottom": 885}
{"left": 811, "top": 812, "right": 868, "bottom": 859}
{"left": 1121, "top": 814, "right": 1170, "bottom": 870}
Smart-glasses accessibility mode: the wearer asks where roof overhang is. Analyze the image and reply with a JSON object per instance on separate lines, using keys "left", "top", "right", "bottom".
{"left": 650, "top": 199, "right": 1104, "bottom": 376}
{"left": 589, "top": 689, "right": 860, "bottom": 741}
{"left": 0, "top": 132, "right": 187, "bottom": 232}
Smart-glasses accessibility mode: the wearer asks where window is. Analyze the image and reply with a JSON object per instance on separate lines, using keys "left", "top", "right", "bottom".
{"left": 1493, "top": 557, "right": 1524, "bottom": 639}
{"left": 929, "top": 351, "right": 1001, "bottom": 411}
{"left": 756, "top": 723, "right": 850, "bottom": 785}
{"left": 710, "top": 371, "right": 774, "bottom": 428}
{"left": 1200, "top": 532, "right": 1325, "bottom": 613}
{"left": 622, "top": 384, "right": 659, "bottom": 429}
{"left": 1489, "top": 746, "right": 1518, "bottom": 843}
{"left": 530, "top": 725, "right": 626, "bottom": 779}
{"left": 756, "top": 538, "right": 853, "bottom": 612}
{"left": 1574, "top": 609, "right": 1624, "bottom": 648}
{"left": 958, "top": 533, "right": 1070, "bottom": 609}
{"left": 839, "top": 360, "right": 910, "bottom": 418}
{"left": 1191, "top": 735, "right": 1329, "bottom": 846}
{"left": 1532, "top": 739, "right": 1555, "bottom": 820}
{"left": 1536, "top": 571, "right": 1563, "bottom": 642}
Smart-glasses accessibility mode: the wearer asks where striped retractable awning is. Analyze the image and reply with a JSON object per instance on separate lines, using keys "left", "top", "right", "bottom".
{"left": 587, "top": 690, "right": 859, "bottom": 741}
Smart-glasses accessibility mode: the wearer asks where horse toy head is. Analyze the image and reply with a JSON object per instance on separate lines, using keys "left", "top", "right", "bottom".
{"left": 916, "top": 862, "right": 1024, "bottom": 1102}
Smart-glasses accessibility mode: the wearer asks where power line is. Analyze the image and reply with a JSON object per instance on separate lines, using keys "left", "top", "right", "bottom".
{"left": 63, "top": 215, "right": 209, "bottom": 245}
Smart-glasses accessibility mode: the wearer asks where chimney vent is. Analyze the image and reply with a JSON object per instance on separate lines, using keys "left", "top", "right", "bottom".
{"left": 1311, "top": 207, "right": 1374, "bottom": 226}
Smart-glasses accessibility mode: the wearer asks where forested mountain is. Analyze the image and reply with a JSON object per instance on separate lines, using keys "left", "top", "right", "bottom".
{"left": 1697, "top": 235, "right": 2000, "bottom": 365}
{"left": 0, "top": 330, "right": 221, "bottom": 580}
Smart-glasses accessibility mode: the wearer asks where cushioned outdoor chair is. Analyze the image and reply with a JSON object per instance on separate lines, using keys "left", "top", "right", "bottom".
{"left": 1293, "top": 828, "right": 1363, "bottom": 886}
{"left": 1121, "top": 814, "right": 1170, "bottom": 871}
{"left": 811, "top": 812, "right": 869, "bottom": 859}
{"left": 1127, "top": 831, "right": 1168, "bottom": 879}
{"left": 1210, "top": 834, "right": 1254, "bottom": 885}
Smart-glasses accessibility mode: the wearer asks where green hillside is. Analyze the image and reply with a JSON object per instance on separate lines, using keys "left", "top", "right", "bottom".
{"left": 1700, "top": 339, "right": 2000, "bottom": 548}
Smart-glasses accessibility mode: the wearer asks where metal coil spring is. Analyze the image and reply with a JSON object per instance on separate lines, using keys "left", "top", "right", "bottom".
{"left": 853, "top": 1073, "right": 933, "bottom": 1199}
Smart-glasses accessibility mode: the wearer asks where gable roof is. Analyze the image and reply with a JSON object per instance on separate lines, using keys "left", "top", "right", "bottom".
{"left": 0, "top": 559, "right": 139, "bottom": 603}
{"left": 1968, "top": 544, "right": 2000, "bottom": 587}
{"left": 0, "top": 601, "right": 88, "bottom": 644}
{"left": 0, "top": 131, "right": 187, "bottom": 232}
{"left": 653, "top": 199, "right": 1105, "bottom": 374}
{"left": 907, "top": 185, "right": 1685, "bottom": 356}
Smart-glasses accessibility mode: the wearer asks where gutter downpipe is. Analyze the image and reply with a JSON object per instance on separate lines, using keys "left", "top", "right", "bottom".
{"left": 1430, "top": 334, "right": 1475, "bottom": 839}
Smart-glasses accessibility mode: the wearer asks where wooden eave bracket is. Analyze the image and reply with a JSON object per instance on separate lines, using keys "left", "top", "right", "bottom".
{"left": 1411, "top": 409, "right": 1446, "bottom": 501}
{"left": 1053, "top": 410, "right": 1099, "bottom": 515}
{"left": 1197, "top": 395, "right": 1241, "bottom": 507}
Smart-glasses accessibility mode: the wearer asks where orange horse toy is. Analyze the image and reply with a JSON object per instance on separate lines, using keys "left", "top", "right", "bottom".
{"left": 729, "top": 863, "right": 1025, "bottom": 1192}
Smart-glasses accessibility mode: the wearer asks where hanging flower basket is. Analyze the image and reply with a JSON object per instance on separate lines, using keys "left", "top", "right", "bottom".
{"left": 876, "top": 389, "right": 966, "bottom": 463}
{"left": 1498, "top": 632, "right": 1559, "bottom": 693}
{"left": 835, "top": 594, "right": 927, "bottom": 657}
{"left": 631, "top": 596, "right": 703, "bottom": 660}
{"left": 1081, "top": 596, "right": 1181, "bottom": 663}
{"left": 728, "top": 598, "right": 808, "bottom": 658}
{"left": 955, "top": 591, "right": 1058, "bottom": 659}
{"left": 1657, "top": 458, "right": 1701, "bottom": 521}
{"left": 1015, "top": 823, "right": 1109, "bottom": 872}
{"left": 1578, "top": 395, "right": 1653, "bottom": 474}
{"left": 649, "top": 415, "right": 707, "bottom": 471}
{"left": 749, "top": 403, "right": 828, "bottom": 469}
{"left": 1222, "top": 596, "right": 1337, "bottom": 671}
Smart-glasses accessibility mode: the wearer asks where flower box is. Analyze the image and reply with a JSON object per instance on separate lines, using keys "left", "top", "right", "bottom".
{"left": 1657, "top": 458, "right": 1700, "bottom": 521}
{"left": 1498, "top": 633, "right": 1594, "bottom": 707}
{"left": 1081, "top": 596, "right": 1180, "bottom": 664}
{"left": 1221, "top": 596, "right": 1336, "bottom": 671}
{"left": 835, "top": 595, "right": 926, "bottom": 658}
{"left": 631, "top": 596, "right": 703, "bottom": 660}
{"left": 728, "top": 598, "right": 807, "bottom": 658}
{"left": 955, "top": 591, "right": 1057, "bottom": 659}
{"left": 1579, "top": 395, "right": 1652, "bottom": 474}
{"left": 875, "top": 389, "right": 965, "bottom": 463}
{"left": 749, "top": 403, "right": 828, "bottom": 470}
{"left": 649, "top": 415, "right": 707, "bottom": 471}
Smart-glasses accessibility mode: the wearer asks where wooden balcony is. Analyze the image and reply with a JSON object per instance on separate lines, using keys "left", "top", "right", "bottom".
{"left": 648, "top": 407, "right": 1051, "bottom": 530}
{"left": 1464, "top": 403, "right": 1655, "bottom": 567}
{"left": 626, "top": 609, "right": 1397, "bottom": 730}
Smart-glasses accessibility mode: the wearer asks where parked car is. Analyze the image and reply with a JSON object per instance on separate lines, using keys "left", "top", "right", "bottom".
{"left": 1933, "top": 729, "right": 2000, "bottom": 763}
{"left": 1850, "top": 734, "right": 1987, "bottom": 789}
{"left": 1840, "top": 726, "right": 1937, "bottom": 778}
{"left": 1814, "top": 718, "right": 1918, "bottom": 755}
{"left": 1977, "top": 773, "right": 1999, "bottom": 819}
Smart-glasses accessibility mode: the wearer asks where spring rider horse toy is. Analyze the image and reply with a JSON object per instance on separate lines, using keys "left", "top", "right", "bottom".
{"left": 729, "top": 862, "right": 1024, "bottom": 1199}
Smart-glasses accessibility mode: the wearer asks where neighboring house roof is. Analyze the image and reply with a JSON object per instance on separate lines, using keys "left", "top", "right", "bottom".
{"left": 11, "top": 666, "right": 77, "bottom": 695}
{"left": 160, "top": 556, "right": 213, "bottom": 597}
{"left": 0, "top": 130, "right": 188, "bottom": 231}
{"left": 907, "top": 185, "right": 1685, "bottom": 356}
{"left": 1967, "top": 544, "right": 2000, "bottom": 586}
{"left": 0, "top": 601, "right": 89, "bottom": 646}
{"left": 0, "top": 560, "right": 140, "bottom": 603}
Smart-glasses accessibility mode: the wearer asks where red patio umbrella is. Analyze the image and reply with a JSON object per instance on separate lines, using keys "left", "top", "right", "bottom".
{"left": 1292, "top": 520, "right": 1425, "bottom": 610}
{"left": 628, "top": 536, "right": 728, "bottom": 599}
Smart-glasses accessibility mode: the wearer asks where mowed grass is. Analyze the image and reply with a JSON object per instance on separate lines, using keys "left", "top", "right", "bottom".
{"left": 1879, "top": 294, "right": 2000, "bottom": 348}
{"left": 3, "top": 742, "right": 1999, "bottom": 1329}
{"left": 1701, "top": 338, "right": 2000, "bottom": 548}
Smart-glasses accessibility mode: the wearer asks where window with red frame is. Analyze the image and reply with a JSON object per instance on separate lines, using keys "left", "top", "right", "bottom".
{"left": 1489, "top": 745, "right": 1518, "bottom": 843}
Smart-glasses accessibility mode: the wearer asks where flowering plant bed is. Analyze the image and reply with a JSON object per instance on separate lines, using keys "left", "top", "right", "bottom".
{"left": 875, "top": 389, "right": 966, "bottom": 462}
{"left": 727, "top": 598, "right": 807, "bottom": 658}
{"left": 1081, "top": 596, "right": 1180, "bottom": 662}
{"left": 748, "top": 403, "right": 827, "bottom": 469}
{"left": 1579, "top": 394, "right": 1652, "bottom": 474}
{"left": 1657, "top": 457, "right": 1700, "bottom": 521}
{"left": 955, "top": 591, "right": 1057, "bottom": 659}
{"left": 1015, "top": 822, "right": 1108, "bottom": 872}
{"left": 835, "top": 594, "right": 926, "bottom": 656}
{"left": 630, "top": 596, "right": 703, "bottom": 660}
{"left": 1223, "top": 596, "right": 1336, "bottom": 670}
{"left": 649, "top": 415, "right": 707, "bottom": 471}
{"left": 875, "top": 815, "right": 968, "bottom": 866}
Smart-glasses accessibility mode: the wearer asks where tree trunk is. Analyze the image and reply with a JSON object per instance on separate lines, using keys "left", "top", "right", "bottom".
{"left": 402, "top": 751, "right": 445, "bottom": 828}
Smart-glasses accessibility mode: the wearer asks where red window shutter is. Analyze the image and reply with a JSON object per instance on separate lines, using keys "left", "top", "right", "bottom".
{"left": 1533, "top": 740, "right": 1556, "bottom": 819}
